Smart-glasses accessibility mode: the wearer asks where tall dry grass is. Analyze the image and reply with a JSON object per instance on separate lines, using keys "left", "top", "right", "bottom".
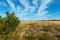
{"left": 15, "top": 21, "right": 60, "bottom": 40}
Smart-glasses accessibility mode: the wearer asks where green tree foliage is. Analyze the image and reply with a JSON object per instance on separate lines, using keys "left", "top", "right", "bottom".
{"left": 0, "top": 11, "right": 20, "bottom": 39}
{"left": 0, "top": 16, "right": 5, "bottom": 35}
{"left": 4, "top": 11, "right": 20, "bottom": 35}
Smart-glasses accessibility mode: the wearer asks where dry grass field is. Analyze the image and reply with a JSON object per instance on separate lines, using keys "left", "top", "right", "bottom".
{"left": 0, "top": 20, "right": 60, "bottom": 40}
{"left": 1, "top": 21, "right": 59, "bottom": 40}
{"left": 14, "top": 21, "right": 60, "bottom": 40}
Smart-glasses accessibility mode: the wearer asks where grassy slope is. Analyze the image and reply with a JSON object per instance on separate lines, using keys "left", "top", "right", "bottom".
{"left": 16, "top": 21, "right": 60, "bottom": 40}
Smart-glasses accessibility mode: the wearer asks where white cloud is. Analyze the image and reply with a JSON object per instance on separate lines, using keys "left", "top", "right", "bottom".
{"left": 19, "top": 0, "right": 30, "bottom": 11}
{"left": 37, "top": 11, "right": 48, "bottom": 16}
{"left": 37, "top": 0, "right": 52, "bottom": 16}
{"left": 6, "top": 0, "right": 52, "bottom": 19}
{"left": 0, "top": 1, "right": 7, "bottom": 7}
{"left": 18, "top": 0, "right": 29, "bottom": 16}
{"left": 19, "top": 0, "right": 38, "bottom": 14}
{"left": 32, "top": 0, "right": 38, "bottom": 5}
{"left": 16, "top": 5, "right": 26, "bottom": 16}
{"left": 29, "top": 0, "right": 38, "bottom": 13}
{"left": 7, "top": 0, "right": 22, "bottom": 15}
{"left": 18, "top": 0, "right": 52, "bottom": 16}
{"left": 0, "top": 2, "right": 2, "bottom": 5}
{"left": 16, "top": 6, "right": 21, "bottom": 13}
{"left": 7, "top": 0, "right": 16, "bottom": 10}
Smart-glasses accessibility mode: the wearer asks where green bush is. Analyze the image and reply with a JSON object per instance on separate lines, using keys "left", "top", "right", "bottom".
{"left": 0, "top": 11, "right": 20, "bottom": 40}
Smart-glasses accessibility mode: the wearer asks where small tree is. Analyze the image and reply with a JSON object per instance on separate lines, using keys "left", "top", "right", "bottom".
{"left": 0, "top": 11, "right": 20, "bottom": 40}
{"left": 4, "top": 11, "right": 20, "bottom": 35}
{"left": 0, "top": 16, "right": 5, "bottom": 35}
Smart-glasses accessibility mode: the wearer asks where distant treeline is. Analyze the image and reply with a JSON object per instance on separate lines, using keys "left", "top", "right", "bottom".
{"left": 41, "top": 20, "right": 60, "bottom": 21}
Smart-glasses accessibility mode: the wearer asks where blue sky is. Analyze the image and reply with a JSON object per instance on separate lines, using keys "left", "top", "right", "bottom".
{"left": 0, "top": 0, "right": 60, "bottom": 21}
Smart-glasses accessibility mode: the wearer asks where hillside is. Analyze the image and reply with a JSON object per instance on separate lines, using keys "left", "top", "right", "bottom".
{"left": 16, "top": 21, "right": 60, "bottom": 40}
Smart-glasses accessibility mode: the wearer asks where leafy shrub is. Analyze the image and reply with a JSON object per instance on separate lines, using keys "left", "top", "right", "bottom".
{"left": 4, "top": 12, "right": 20, "bottom": 34}
{"left": 0, "top": 11, "right": 20, "bottom": 40}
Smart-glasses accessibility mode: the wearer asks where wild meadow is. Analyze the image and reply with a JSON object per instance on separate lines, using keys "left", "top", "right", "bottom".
{"left": 0, "top": 12, "right": 60, "bottom": 40}
{"left": 17, "top": 21, "right": 60, "bottom": 40}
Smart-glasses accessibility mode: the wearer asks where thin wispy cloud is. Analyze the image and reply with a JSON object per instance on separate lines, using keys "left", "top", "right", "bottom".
{"left": 7, "top": 0, "right": 16, "bottom": 10}
{"left": 18, "top": 0, "right": 38, "bottom": 15}
{"left": 0, "top": 0, "right": 60, "bottom": 20}
{"left": 0, "top": 1, "right": 7, "bottom": 7}
{"left": 37, "top": 0, "right": 52, "bottom": 16}
{"left": 6, "top": 0, "right": 52, "bottom": 19}
{"left": 19, "top": 0, "right": 29, "bottom": 11}
{"left": 0, "top": 0, "right": 53, "bottom": 20}
{"left": 32, "top": 0, "right": 38, "bottom": 5}
{"left": 7, "top": 0, "right": 21, "bottom": 15}
{"left": 18, "top": 0, "right": 52, "bottom": 16}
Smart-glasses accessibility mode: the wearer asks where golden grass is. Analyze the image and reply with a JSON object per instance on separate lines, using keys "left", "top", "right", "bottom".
{"left": 2, "top": 21, "right": 59, "bottom": 40}
{"left": 15, "top": 21, "right": 60, "bottom": 40}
